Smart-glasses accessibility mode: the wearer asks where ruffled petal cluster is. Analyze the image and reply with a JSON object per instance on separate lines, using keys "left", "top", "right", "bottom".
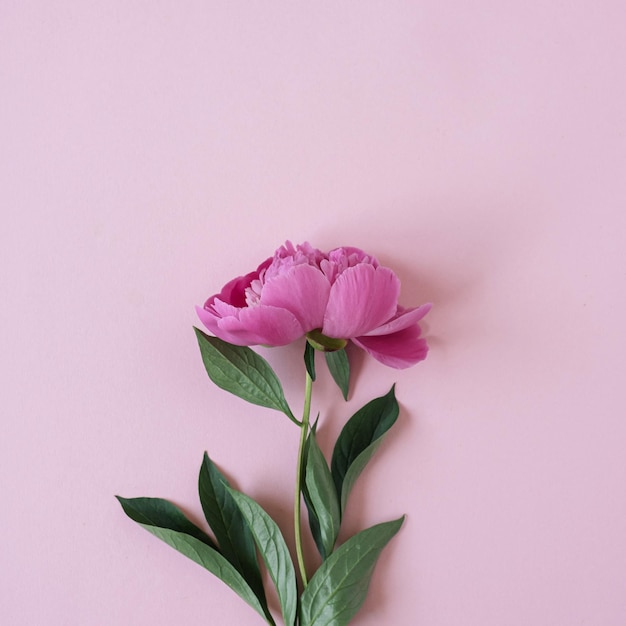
{"left": 197, "top": 242, "right": 430, "bottom": 369}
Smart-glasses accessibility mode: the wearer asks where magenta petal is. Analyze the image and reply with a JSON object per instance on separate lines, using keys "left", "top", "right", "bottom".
{"left": 260, "top": 264, "right": 330, "bottom": 332}
{"left": 352, "top": 325, "right": 429, "bottom": 369}
{"left": 323, "top": 265, "right": 400, "bottom": 338}
{"left": 363, "top": 303, "right": 432, "bottom": 336}
{"left": 217, "top": 270, "right": 260, "bottom": 308}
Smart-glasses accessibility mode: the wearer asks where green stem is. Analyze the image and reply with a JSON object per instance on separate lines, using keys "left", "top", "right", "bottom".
{"left": 294, "top": 370, "right": 313, "bottom": 587}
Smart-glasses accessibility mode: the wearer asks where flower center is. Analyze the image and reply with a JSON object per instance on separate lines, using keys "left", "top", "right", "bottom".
{"left": 244, "top": 278, "right": 263, "bottom": 307}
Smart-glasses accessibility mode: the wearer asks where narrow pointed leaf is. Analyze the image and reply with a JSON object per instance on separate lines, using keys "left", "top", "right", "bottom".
{"left": 302, "top": 435, "right": 324, "bottom": 559}
{"left": 325, "top": 348, "right": 350, "bottom": 400}
{"left": 198, "top": 454, "right": 267, "bottom": 609}
{"left": 304, "top": 340, "right": 316, "bottom": 381}
{"left": 116, "top": 496, "right": 273, "bottom": 624}
{"left": 304, "top": 432, "right": 340, "bottom": 559}
{"left": 331, "top": 386, "right": 399, "bottom": 515}
{"left": 227, "top": 488, "right": 298, "bottom": 626}
{"left": 299, "top": 517, "right": 405, "bottom": 626}
{"left": 194, "top": 328, "right": 296, "bottom": 422}
{"left": 302, "top": 488, "right": 324, "bottom": 561}
{"left": 302, "top": 420, "right": 324, "bottom": 557}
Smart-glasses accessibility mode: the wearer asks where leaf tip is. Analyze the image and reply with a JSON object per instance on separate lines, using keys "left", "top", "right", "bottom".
{"left": 115, "top": 495, "right": 133, "bottom": 516}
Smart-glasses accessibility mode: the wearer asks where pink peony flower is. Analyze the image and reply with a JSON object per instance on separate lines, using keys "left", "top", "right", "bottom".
{"left": 197, "top": 242, "right": 431, "bottom": 368}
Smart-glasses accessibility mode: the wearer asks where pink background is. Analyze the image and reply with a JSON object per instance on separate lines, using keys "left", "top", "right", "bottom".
{"left": 2, "top": 2, "right": 626, "bottom": 625}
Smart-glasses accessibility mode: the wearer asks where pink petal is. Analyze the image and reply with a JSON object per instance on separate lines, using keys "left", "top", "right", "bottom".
{"left": 196, "top": 304, "right": 219, "bottom": 334}
{"left": 210, "top": 297, "right": 240, "bottom": 317}
{"left": 260, "top": 264, "right": 330, "bottom": 332}
{"left": 196, "top": 301, "right": 303, "bottom": 346}
{"left": 235, "top": 305, "right": 304, "bottom": 346}
{"left": 363, "top": 303, "right": 432, "bottom": 336}
{"left": 196, "top": 304, "right": 263, "bottom": 345}
{"left": 323, "top": 265, "right": 400, "bottom": 338}
{"left": 352, "top": 325, "right": 429, "bottom": 369}
{"left": 321, "top": 247, "right": 379, "bottom": 284}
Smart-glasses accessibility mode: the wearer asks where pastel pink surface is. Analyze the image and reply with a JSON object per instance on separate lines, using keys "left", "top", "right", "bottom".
{"left": 2, "top": 2, "right": 626, "bottom": 625}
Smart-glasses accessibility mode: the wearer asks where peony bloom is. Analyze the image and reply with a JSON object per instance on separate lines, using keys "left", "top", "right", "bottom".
{"left": 197, "top": 242, "right": 431, "bottom": 369}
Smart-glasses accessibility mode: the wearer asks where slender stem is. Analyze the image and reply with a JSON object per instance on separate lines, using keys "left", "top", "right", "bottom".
{"left": 294, "top": 369, "right": 313, "bottom": 587}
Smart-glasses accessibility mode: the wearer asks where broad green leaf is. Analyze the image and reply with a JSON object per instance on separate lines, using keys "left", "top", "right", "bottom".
{"left": 331, "top": 386, "right": 399, "bottom": 515}
{"left": 304, "top": 432, "right": 340, "bottom": 559}
{"left": 325, "top": 348, "right": 350, "bottom": 400}
{"left": 227, "top": 488, "right": 298, "bottom": 626}
{"left": 304, "top": 340, "right": 316, "bottom": 381}
{"left": 299, "top": 517, "right": 405, "bottom": 626}
{"left": 116, "top": 496, "right": 273, "bottom": 624}
{"left": 116, "top": 496, "right": 218, "bottom": 549}
{"left": 194, "top": 328, "right": 296, "bottom": 423}
{"left": 198, "top": 454, "right": 267, "bottom": 610}
{"left": 340, "top": 441, "right": 387, "bottom": 514}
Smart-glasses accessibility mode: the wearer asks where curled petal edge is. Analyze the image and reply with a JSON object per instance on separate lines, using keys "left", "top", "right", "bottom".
{"left": 352, "top": 325, "right": 429, "bottom": 369}
{"left": 363, "top": 303, "right": 432, "bottom": 337}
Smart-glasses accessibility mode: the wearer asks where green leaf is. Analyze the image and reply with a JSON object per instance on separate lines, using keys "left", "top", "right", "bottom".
{"left": 325, "top": 348, "right": 350, "bottom": 400}
{"left": 116, "top": 496, "right": 274, "bottom": 625}
{"left": 301, "top": 420, "right": 324, "bottom": 557}
{"left": 331, "top": 385, "right": 399, "bottom": 515}
{"left": 194, "top": 328, "right": 297, "bottom": 423}
{"left": 304, "top": 340, "right": 316, "bottom": 381}
{"left": 227, "top": 488, "right": 298, "bottom": 626}
{"left": 198, "top": 454, "right": 267, "bottom": 610}
{"left": 116, "top": 496, "right": 218, "bottom": 549}
{"left": 302, "top": 437, "right": 323, "bottom": 559}
{"left": 304, "top": 432, "right": 341, "bottom": 559}
{"left": 302, "top": 488, "right": 323, "bottom": 562}
{"left": 299, "top": 517, "right": 405, "bottom": 626}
